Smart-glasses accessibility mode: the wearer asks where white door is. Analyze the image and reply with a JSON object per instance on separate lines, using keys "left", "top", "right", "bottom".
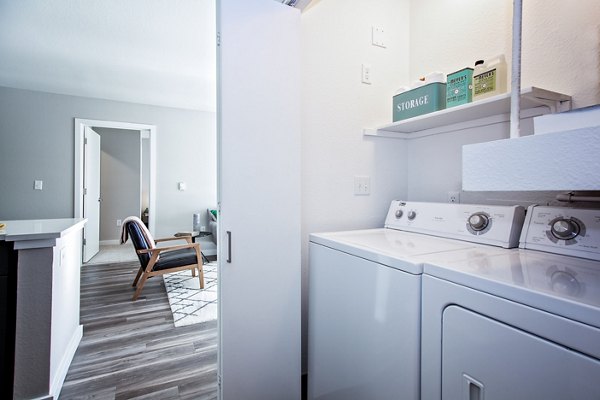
{"left": 83, "top": 126, "right": 101, "bottom": 262}
{"left": 217, "top": 1, "right": 301, "bottom": 399}
{"left": 442, "top": 306, "right": 600, "bottom": 399}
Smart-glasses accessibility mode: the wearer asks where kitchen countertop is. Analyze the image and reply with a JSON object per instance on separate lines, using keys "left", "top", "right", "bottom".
{"left": 0, "top": 218, "right": 87, "bottom": 249}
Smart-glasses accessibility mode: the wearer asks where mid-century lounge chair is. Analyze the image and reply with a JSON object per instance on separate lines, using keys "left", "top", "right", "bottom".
{"left": 124, "top": 219, "right": 204, "bottom": 301}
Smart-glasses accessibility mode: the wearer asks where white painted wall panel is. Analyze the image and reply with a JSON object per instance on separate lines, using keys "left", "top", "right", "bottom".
{"left": 301, "top": 0, "right": 410, "bottom": 373}
{"left": 463, "top": 127, "right": 600, "bottom": 191}
{"left": 407, "top": 0, "right": 600, "bottom": 202}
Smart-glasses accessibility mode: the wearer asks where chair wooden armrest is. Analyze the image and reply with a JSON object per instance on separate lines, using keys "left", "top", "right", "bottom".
{"left": 154, "top": 236, "right": 191, "bottom": 244}
{"left": 136, "top": 242, "right": 200, "bottom": 254}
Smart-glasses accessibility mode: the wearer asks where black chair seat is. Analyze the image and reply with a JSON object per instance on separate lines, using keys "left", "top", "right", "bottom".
{"left": 153, "top": 248, "right": 198, "bottom": 271}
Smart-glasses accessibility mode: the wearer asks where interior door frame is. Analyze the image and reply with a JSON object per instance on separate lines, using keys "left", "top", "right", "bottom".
{"left": 74, "top": 118, "right": 157, "bottom": 238}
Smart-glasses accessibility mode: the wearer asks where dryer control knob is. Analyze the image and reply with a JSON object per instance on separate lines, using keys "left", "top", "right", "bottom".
{"left": 468, "top": 213, "right": 489, "bottom": 231}
{"left": 551, "top": 219, "right": 580, "bottom": 240}
{"left": 407, "top": 211, "right": 416, "bottom": 221}
{"left": 395, "top": 210, "right": 403, "bottom": 219}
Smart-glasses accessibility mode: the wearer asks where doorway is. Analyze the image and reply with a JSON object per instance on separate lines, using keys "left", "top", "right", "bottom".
{"left": 74, "top": 118, "right": 157, "bottom": 262}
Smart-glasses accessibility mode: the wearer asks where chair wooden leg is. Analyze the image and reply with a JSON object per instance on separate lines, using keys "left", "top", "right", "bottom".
{"left": 198, "top": 265, "right": 205, "bottom": 289}
{"left": 132, "top": 273, "right": 149, "bottom": 301}
{"left": 192, "top": 267, "right": 196, "bottom": 277}
{"left": 132, "top": 267, "right": 143, "bottom": 287}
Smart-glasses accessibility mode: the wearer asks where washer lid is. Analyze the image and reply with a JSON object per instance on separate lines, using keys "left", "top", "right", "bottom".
{"left": 310, "top": 228, "right": 476, "bottom": 274}
{"left": 424, "top": 249, "right": 600, "bottom": 328}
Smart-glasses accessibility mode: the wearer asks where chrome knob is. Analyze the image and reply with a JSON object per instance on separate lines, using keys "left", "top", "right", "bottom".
{"left": 407, "top": 211, "right": 416, "bottom": 221}
{"left": 468, "top": 213, "right": 489, "bottom": 231}
{"left": 395, "top": 209, "right": 403, "bottom": 219}
{"left": 551, "top": 219, "right": 580, "bottom": 240}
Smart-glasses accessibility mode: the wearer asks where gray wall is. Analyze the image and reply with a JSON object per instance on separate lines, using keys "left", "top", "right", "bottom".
{"left": 0, "top": 86, "right": 217, "bottom": 239}
{"left": 95, "top": 127, "right": 141, "bottom": 242}
{"left": 405, "top": 117, "right": 562, "bottom": 207}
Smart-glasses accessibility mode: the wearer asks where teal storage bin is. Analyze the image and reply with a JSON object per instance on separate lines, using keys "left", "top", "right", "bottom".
{"left": 446, "top": 67, "right": 473, "bottom": 108}
{"left": 393, "top": 82, "right": 446, "bottom": 122}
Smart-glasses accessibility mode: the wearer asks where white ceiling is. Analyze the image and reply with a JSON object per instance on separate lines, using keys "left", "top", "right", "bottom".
{"left": 0, "top": 0, "right": 216, "bottom": 111}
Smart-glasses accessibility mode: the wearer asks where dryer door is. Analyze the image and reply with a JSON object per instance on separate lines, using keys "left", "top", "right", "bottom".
{"left": 442, "top": 305, "right": 600, "bottom": 399}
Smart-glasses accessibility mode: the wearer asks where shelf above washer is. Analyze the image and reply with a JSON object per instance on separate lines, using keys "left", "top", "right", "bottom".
{"left": 364, "top": 87, "right": 571, "bottom": 140}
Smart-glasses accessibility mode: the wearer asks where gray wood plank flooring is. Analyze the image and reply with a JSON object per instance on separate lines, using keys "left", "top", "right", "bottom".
{"left": 59, "top": 261, "right": 217, "bottom": 399}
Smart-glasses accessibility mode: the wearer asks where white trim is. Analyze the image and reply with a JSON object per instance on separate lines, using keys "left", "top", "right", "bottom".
{"left": 74, "top": 118, "right": 157, "bottom": 237}
{"left": 49, "top": 325, "right": 83, "bottom": 399}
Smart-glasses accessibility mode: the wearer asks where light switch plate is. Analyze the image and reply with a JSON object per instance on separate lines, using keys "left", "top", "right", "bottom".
{"left": 178, "top": 182, "right": 186, "bottom": 191}
{"left": 34, "top": 180, "right": 43, "bottom": 190}
{"left": 372, "top": 26, "right": 386, "bottom": 48}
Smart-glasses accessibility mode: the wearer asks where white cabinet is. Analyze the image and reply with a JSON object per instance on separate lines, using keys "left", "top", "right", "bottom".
{"left": 217, "top": 1, "right": 301, "bottom": 399}
{"left": 442, "top": 306, "right": 600, "bottom": 400}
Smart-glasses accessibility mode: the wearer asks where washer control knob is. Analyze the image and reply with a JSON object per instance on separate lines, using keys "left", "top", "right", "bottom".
{"left": 407, "top": 211, "right": 416, "bottom": 221}
{"left": 551, "top": 219, "right": 580, "bottom": 240}
{"left": 468, "top": 213, "right": 489, "bottom": 231}
{"left": 395, "top": 209, "right": 403, "bottom": 219}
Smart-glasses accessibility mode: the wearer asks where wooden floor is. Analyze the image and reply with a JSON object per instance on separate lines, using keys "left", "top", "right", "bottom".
{"left": 59, "top": 261, "right": 218, "bottom": 399}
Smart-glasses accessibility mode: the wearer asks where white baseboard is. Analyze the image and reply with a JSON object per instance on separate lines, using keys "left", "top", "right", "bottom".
{"left": 50, "top": 325, "right": 83, "bottom": 399}
{"left": 99, "top": 240, "right": 120, "bottom": 246}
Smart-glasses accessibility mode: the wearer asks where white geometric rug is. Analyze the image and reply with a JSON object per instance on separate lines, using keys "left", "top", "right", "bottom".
{"left": 163, "top": 261, "right": 217, "bottom": 327}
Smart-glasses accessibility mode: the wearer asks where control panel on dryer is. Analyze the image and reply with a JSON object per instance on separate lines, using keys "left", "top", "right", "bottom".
{"left": 520, "top": 205, "right": 600, "bottom": 261}
{"left": 384, "top": 201, "right": 526, "bottom": 248}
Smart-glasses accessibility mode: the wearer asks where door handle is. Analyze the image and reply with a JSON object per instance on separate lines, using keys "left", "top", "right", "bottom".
{"left": 226, "top": 231, "right": 232, "bottom": 263}
{"left": 463, "top": 374, "right": 484, "bottom": 400}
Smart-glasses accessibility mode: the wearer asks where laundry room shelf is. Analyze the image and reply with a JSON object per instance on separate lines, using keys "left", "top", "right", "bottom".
{"left": 364, "top": 87, "right": 571, "bottom": 140}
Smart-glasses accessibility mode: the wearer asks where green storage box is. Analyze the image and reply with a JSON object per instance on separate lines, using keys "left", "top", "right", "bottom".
{"left": 393, "top": 82, "right": 446, "bottom": 122}
{"left": 446, "top": 67, "right": 473, "bottom": 108}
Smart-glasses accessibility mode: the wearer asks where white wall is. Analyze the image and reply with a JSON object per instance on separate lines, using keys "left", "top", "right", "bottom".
{"left": 410, "top": 0, "right": 600, "bottom": 109}
{"left": 406, "top": 0, "right": 600, "bottom": 204}
{"left": 0, "top": 86, "right": 217, "bottom": 239}
{"left": 300, "top": 0, "right": 600, "bottom": 373}
{"left": 301, "top": 0, "right": 411, "bottom": 372}
{"left": 95, "top": 127, "right": 141, "bottom": 242}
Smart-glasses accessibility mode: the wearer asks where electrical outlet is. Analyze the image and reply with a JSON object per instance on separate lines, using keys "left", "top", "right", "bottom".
{"left": 116, "top": 219, "right": 122, "bottom": 226}
{"left": 447, "top": 191, "right": 460, "bottom": 203}
{"left": 201, "top": 225, "right": 206, "bottom": 232}
{"left": 354, "top": 175, "right": 371, "bottom": 195}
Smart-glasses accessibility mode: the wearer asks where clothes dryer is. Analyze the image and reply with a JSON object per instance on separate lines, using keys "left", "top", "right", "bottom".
{"left": 421, "top": 205, "right": 600, "bottom": 400}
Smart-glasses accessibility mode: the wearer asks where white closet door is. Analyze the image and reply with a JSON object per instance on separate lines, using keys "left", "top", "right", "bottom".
{"left": 217, "top": 1, "right": 301, "bottom": 399}
{"left": 83, "top": 126, "right": 101, "bottom": 262}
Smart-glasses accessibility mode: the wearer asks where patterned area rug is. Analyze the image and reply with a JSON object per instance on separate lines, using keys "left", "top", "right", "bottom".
{"left": 163, "top": 261, "right": 217, "bottom": 327}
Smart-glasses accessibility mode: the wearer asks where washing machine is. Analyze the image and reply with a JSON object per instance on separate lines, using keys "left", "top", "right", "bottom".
{"left": 307, "top": 201, "right": 525, "bottom": 400}
{"left": 421, "top": 205, "right": 600, "bottom": 400}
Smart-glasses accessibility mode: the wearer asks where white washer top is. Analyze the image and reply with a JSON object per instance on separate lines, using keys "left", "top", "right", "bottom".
{"left": 310, "top": 228, "right": 480, "bottom": 274}
{"left": 310, "top": 201, "right": 527, "bottom": 274}
{"left": 423, "top": 248, "right": 600, "bottom": 329}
